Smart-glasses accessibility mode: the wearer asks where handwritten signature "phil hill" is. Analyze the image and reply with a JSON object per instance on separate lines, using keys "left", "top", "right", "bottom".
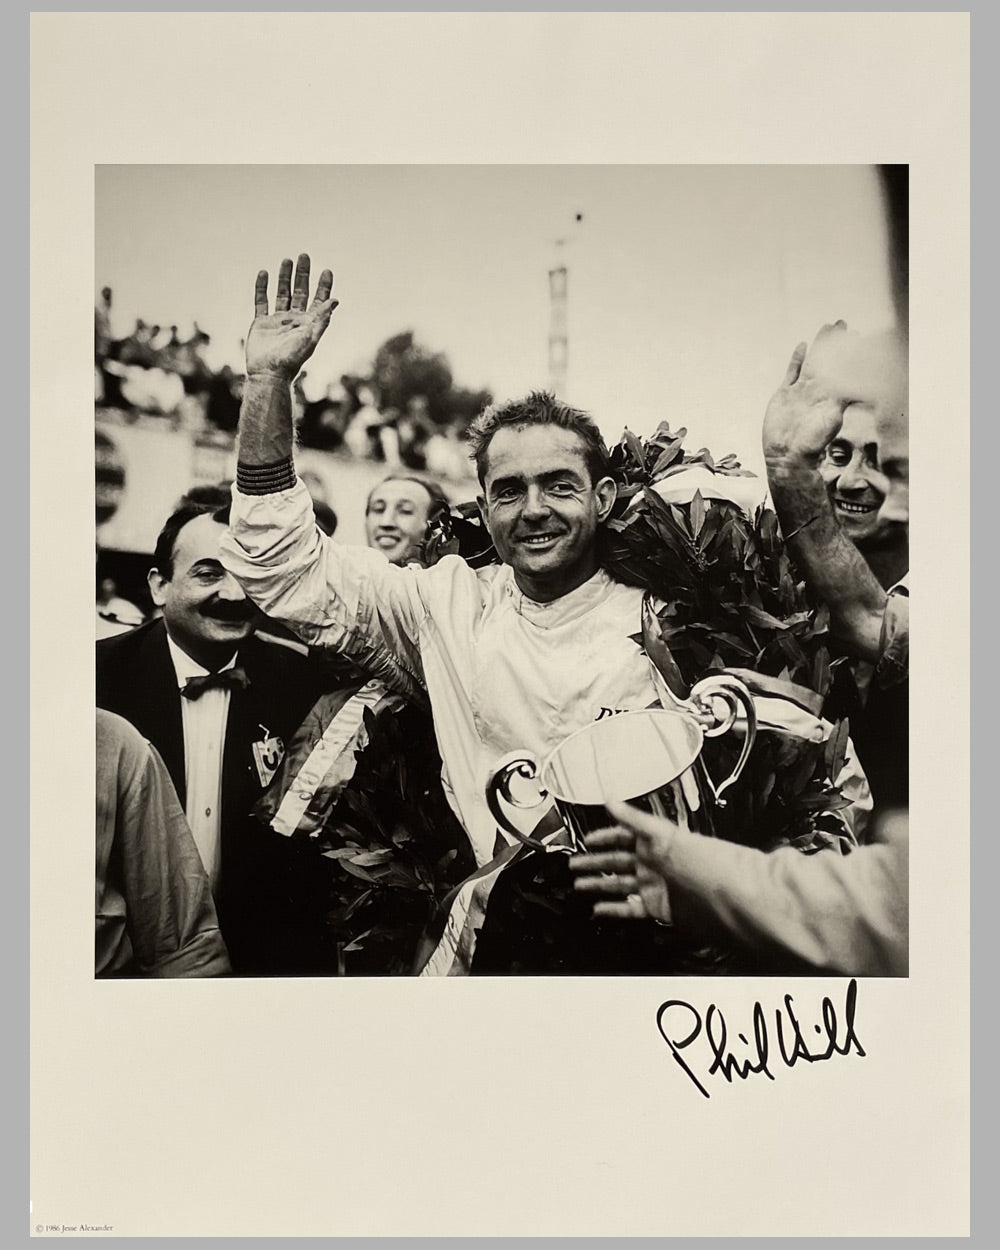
{"left": 656, "top": 979, "right": 865, "bottom": 1098}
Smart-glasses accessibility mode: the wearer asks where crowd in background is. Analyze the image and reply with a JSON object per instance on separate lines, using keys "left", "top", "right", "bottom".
{"left": 96, "top": 287, "right": 482, "bottom": 480}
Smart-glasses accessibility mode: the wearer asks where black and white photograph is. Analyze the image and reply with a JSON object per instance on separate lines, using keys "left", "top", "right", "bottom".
{"left": 92, "top": 163, "right": 909, "bottom": 981}
{"left": 93, "top": 161, "right": 915, "bottom": 980}
{"left": 31, "top": 11, "right": 968, "bottom": 1240}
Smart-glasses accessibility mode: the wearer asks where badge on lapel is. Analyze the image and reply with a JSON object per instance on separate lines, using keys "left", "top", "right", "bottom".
{"left": 251, "top": 724, "right": 285, "bottom": 788}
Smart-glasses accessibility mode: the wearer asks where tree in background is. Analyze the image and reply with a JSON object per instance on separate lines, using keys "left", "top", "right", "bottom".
{"left": 369, "top": 331, "right": 492, "bottom": 431}
{"left": 370, "top": 331, "right": 453, "bottom": 425}
{"left": 298, "top": 330, "right": 492, "bottom": 470}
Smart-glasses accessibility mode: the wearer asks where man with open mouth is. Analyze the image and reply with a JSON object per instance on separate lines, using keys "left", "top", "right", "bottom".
{"left": 764, "top": 322, "right": 909, "bottom": 810}
{"left": 819, "top": 401, "right": 907, "bottom": 590}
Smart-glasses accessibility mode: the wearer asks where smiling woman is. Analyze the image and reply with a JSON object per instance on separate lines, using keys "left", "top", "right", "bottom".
{"left": 364, "top": 474, "right": 450, "bottom": 565}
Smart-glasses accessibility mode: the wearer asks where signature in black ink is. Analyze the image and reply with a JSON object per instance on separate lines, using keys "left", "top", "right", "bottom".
{"left": 655, "top": 979, "right": 865, "bottom": 1098}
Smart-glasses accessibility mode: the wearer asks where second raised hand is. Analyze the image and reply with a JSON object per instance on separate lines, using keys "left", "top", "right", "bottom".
{"left": 762, "top": 320, "right": 861, "bottom": 468}
{"left": 246, "top": 253, "right": 338, "bottom": 381}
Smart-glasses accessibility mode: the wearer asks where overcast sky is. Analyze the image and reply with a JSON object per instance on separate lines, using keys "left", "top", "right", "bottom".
{"left": 96, "top": 164, "right": 895, "bottom": 475}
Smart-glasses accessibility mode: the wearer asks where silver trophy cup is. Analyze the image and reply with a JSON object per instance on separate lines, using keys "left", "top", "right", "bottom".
{"left": 486, "top": 675, "right": 758, "bottom": 853}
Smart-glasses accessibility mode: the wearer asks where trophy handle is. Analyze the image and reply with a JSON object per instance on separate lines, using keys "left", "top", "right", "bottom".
{"left": 688, "top": 674, "right": 758, "bottom": 806}
{"left": 485, "top": 751, "right": 557, "bottom": 851}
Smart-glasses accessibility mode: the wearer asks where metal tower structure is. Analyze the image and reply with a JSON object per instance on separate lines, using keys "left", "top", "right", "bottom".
{"left": 548, "top": 261, "right": 568, "bottom": 399}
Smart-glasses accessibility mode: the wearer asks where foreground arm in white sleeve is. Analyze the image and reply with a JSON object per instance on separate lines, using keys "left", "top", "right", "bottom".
{"left": 226, "top": 480, "right": 432, "bottom": 696}
{"left": 573, "top": 802, "right": 907, "bottom": 977}
{"left": 218, "top": 254, "right": 431, "bottom": 695}
{"left": 96, "top": 711, "right": 231, "bottom": 978}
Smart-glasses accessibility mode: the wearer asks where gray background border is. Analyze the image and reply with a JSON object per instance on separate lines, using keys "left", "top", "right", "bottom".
{"left": 17, "top": 3, "right": 981, "bottom": 1246}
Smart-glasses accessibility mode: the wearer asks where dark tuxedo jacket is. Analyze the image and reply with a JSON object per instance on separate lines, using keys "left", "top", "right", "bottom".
{"left": 96, "top": 620, "right": 328, "bottom": 975}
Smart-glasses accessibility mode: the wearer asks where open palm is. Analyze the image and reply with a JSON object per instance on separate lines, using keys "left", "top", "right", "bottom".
{"left": 245, "top": 254, "right": 338, "bottom": 380}
{"left": 762, "top": 321, "right": 859, "bottom": 465}
{"left": 568, "top": 822, "right": 674, "bottom": 924}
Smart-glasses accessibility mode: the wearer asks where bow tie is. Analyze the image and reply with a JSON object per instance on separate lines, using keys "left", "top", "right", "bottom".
{"left": 181, "top": 667, "right": 250, "bottom": 700}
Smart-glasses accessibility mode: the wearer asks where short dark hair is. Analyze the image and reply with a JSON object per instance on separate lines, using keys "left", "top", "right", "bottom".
{"left": 177, "top": 482, "right": 232, "bottom": 511}
{"left": 365, "top": 473, "right": 451, "bottom": 529}
{"left": 465, "top": 391, "right": 611, "bottom": 486}
{"left": 151, "top": 498, "right": 230, "bottom": 580}
{"left": 312, "top": 501, "right": 338, "bottom": 537}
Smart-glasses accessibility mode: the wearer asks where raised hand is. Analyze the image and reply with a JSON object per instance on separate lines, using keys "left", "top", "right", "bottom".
{"left": 246, "top": 254, "right": 338, "bottom": 381}
{"left": 762, "top": 321, "right": 860, "bottom": 468}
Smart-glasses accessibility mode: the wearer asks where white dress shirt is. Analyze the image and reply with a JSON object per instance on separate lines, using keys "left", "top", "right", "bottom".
{"left": 165, "top": 637, "right": 236, "bottom": 894}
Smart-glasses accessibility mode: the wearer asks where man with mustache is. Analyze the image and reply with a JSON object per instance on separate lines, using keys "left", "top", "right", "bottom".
{"left": 96, "top": 498, "right": 324, "bottom": 974}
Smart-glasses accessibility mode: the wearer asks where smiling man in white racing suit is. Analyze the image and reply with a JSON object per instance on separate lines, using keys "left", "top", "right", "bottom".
{"left": 219, "top": 254, "right": 868, "bottom": 975}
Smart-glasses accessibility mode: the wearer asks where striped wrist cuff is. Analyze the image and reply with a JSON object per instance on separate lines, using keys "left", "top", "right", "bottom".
{"left": 236, "top": 458, "right": 297, "bottom": 495}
